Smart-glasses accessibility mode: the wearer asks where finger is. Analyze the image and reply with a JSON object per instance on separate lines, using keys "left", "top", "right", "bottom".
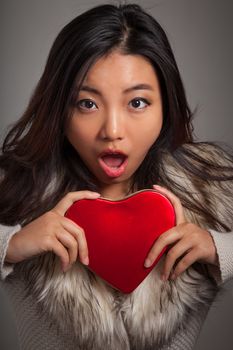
{"left": 53, "top": 191, "right": 100, "bottom": 216}
{"left": 47, "top": 237, "right": 70, "bottom": 272}
{"left": 144, "top": 227, "right": 182, "bottom": 268}
{"left": 56, "top": 229, "right": 79, "bottom": 267}
{"left": 61, "top": 217, "right": 89, "bottom": 265}
{"left": 162, "top": 238, "right": 193, "bottom": 280}
{"left": 153, "top": 185, "right": 185, "bottom": 225}
{"left": 170, "top": 249, "right": 199, "bottom": 279}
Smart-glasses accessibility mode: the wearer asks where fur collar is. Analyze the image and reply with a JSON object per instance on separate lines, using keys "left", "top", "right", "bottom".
{"left": 17, "top": 143, "right": 233, "bottom": 349}
{"left": 18, "top": 253, "right": 217, "bottom": 350}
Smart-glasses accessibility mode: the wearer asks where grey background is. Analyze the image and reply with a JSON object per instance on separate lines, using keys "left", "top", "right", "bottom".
{"left": 0, "top": 0, "right": 233, "bottom": 349}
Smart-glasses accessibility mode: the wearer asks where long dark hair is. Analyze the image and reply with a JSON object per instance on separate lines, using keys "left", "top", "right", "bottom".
{"left": 0, "top": 3, "right": 232, "bottom": 230}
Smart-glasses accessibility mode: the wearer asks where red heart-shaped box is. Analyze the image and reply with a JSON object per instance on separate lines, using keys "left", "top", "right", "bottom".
{"left": 65, "top": 189, "right": 175, "bottom": 293}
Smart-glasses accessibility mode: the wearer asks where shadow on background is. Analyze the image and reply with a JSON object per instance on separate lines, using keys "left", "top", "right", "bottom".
{"left": 0, "top": 286, "right": 19, "bottom": 350}
{"left": 0, "top": 280, "right": 232, "bottom": 350}
{"left": 195, "top": 279, "right": 233, "bottom": 350}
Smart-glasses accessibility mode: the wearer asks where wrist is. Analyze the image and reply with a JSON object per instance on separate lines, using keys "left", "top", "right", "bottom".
{"left": 5, "top": 231, "right": 21, "bottom": 263}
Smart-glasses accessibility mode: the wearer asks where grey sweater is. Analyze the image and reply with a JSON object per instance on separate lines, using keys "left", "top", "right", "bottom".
{"left": 0, "top": 223, "right": 233, "bottom": 350}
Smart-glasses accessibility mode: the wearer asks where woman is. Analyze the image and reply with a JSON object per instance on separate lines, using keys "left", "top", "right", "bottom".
{"left": 0, "top": 3, "right": 233, "bottom": 350}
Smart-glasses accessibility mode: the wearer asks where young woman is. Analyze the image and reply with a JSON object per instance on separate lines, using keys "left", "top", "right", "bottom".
{"left": 0, "top": 3, "right": 233, "bottom": 350}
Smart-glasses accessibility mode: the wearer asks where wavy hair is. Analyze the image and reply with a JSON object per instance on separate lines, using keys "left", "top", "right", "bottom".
{"left": 0, "top": 3, "right": 232, "bottom": 229}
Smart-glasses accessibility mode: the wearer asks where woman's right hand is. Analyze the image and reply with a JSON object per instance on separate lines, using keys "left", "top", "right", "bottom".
{"left": 5, "top": 191, "right": 100, "bottom": 272}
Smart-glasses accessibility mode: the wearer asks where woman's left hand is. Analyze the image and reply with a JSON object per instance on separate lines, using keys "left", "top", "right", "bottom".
{"left": 144, "top": 185, "right": 219, "bottom": 281}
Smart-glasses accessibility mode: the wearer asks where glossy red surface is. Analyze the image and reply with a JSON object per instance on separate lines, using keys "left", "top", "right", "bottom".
{"left": 65, "top": 189, "right": 175, "bottom": 293}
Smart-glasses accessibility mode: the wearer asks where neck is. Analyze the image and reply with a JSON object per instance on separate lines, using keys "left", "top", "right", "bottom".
{"left": 98, "top": 180, "right": 132, "bottom": 200}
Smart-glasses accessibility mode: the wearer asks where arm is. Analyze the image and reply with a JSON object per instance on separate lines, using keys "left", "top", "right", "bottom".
{"left": 145, "top": 185, "right": 233, "bottom": 286}
{"left": 1, "top": 191, "right": 99, "bottom": 281}
{"left": 0, "top": 223, "right": 21, "bottom": 279}
{"left": 207, "top": 229, "right": 233, "bottom": 285}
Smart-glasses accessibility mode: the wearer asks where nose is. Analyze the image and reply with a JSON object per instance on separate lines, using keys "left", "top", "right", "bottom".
{"left": 99, "top": 109, "right": 125, "bottom": 141}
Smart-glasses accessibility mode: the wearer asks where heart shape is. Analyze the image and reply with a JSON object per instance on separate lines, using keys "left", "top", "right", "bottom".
{"left": 65, "top": 189, "right": 175, "bottom": 293}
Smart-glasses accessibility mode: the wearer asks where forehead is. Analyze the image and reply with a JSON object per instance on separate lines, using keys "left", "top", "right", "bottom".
{"left": 81, "top": 51, "right": 160, "bottom": 90}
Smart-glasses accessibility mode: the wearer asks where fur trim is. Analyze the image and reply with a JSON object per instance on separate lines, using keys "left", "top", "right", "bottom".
{"left": 17, "top": 253, "right": 218, "bottom": 350}
{"left": 16, "top": 142, "right": 233, "bottom": 349}
{"left": 161, "top": 143, "right": 233, "bottom": 231}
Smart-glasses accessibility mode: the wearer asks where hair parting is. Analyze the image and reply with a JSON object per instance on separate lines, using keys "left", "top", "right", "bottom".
{"left": 0, "top": 3, "right": 232, "bottom": 230}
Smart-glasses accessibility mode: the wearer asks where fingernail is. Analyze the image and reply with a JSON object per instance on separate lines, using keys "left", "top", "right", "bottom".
{"left": 170, "top": 273, "right": 176, "bottom": 280}
{"left": 144, "top": 258, "right": 152, "bottom": 268}
{"left": 82, "top": 256, "right": 89, "bottom": 265}
{"left": 92, "top": 192, "right": 101, "bottom": 197}
{"left": 161, "top": 274, "right": 167, "bottom": 281}
{"left": 63, "top": 265, "right": 70, "bottom": 273}
{"left": 153, "top": 185, "right": 161, "bottom": 189}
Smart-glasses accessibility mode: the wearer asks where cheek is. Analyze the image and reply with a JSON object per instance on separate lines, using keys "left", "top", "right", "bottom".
{"left": 149, "top": 112, "right": 163, "bottom": 142}
{"left": 66, "top": 120, "right": 93, "bottom": 150}
{"left": 135, "top": 117, "right": 163, "bottom": 153}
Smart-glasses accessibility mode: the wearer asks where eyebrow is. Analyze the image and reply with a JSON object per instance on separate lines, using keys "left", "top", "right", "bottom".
{"left": 79, "top": 84, "right": 154, "bottom": 95}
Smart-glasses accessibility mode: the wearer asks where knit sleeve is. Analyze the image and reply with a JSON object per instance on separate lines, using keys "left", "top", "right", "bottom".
{"left": 0, "top": 223, "right": 21, "bottom": 280}
{"left": 160, "top": 303, "right": 210, "bottom": 350}
{"left": 207, "top": 230, "right": 233, "bottom": 286}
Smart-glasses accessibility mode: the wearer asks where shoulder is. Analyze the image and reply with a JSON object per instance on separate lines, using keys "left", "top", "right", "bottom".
{"left": 160, "top": 142, "right": 233, "bottom": 231}
{"left": 182, "top": 142, "right": 233, "bottom": 163}
{"left": 162, "top": 142, "right": 233, "bottom": 171}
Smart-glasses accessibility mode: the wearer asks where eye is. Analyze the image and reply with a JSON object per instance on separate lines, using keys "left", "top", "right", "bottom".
{"left": 77, "top": 99, "right": 97, "bottom": 111}
{"left": 129, "top": 98, "right": 151, "bottom": 109}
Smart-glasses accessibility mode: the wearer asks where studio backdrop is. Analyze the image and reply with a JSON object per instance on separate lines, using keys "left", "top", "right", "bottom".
{"left": 0, "top": 1, "right": 233, "bottom": 350}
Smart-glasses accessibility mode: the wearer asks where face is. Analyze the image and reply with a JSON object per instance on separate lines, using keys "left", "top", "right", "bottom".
{"left": 66, "top": 51, "right": 163, "bottom": 198}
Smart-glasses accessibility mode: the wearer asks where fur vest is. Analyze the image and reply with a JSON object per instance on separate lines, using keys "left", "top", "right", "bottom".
{"left": 16, "top": 144, "right": 233, "bottom": 350}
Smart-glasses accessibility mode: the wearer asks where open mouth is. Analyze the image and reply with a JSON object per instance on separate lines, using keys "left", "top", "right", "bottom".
{"left": 98, "top": 151, "right": 128, "bottom": 178}
{"left": 101, "top": 154, "right": 126, "bottom": 168}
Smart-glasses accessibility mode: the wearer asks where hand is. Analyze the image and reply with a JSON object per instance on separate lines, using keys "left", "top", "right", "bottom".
{"left": 144, "top": 185, "right": 219, "bottom": 280}
{"left": 6, "top": 191, "right": 101, "bottom": 272}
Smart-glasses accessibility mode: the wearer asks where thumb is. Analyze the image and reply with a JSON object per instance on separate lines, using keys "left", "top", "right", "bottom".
{"left": 153, "top": 185, "right": 185, "bottom": 225}
{"left": 52, "top": 191, "right": 101, "bottom": 216}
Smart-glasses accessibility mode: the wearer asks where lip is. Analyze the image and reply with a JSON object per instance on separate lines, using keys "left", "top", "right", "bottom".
{"left": 99, "top": 148, "right": 127, "bottom": 158}
{"left": 98, "top": 148, "right": 128, "bottom": 178}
